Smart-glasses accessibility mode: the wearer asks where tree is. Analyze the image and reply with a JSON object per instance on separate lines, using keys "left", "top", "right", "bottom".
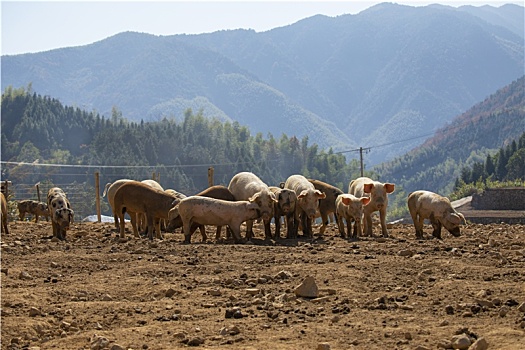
{"left": 495, "top": 148, "right": 507, "bottom": 180}
{"left": 506, "top": 149, "right": 525, "bottom": 180}
{"left": 484, "top": 154, "right": 495, "bottom": 178}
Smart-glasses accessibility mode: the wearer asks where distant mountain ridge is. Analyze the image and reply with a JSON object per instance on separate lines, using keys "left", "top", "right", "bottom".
{"left": 1, "top": 3, "right": 523, "bottom": 163}
{"left": 376, "top": 75, "right": 525, "bottom": 197}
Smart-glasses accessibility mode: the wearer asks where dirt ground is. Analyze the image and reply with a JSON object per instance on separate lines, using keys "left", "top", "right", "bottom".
{"left": 1, "top": 220, "right": 524, "bottom": 350}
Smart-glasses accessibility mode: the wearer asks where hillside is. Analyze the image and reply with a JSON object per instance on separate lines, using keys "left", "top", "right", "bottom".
{"left": 375, "top": 75, "right": 525, "bottom": 199}
{"left": 1, "top": 3, "right": 523, "bottom": 163}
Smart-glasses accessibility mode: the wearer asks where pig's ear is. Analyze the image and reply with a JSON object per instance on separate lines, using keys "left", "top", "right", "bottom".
{"left": 298, "top": 190, "right": 308, "bottom": 199}
{"left": 458, "top": 212, "right": 466, "bottom": 224}
{"left": 446, "top": 213, "right": 462, "bottom": 225}
{"left": 360, "top": 197, "right": 371, "bottom": 206}
{"left": 384, "top": 183, "right": 395, "bottom": 193}
{"left": 249, "top": 193, "right": 260, "bottom": 202}
{"left": 315, "top": 190, "right": 327, "bottom": 199}
{"left": 363, "top": 183, "right": 374, "bottom": 193}
{"left": 341, "top": 196, "right": 352, "bottom": 205}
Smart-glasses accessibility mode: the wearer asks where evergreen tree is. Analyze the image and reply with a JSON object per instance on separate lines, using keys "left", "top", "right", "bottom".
{"left": 506, "top": 149, "right": 525, "bottom": 180}
{"left": 484, "top": 154, "right": 495, "bottom": 178}
{"left": 495, "top": 148, "right": 508, "bottom": 180}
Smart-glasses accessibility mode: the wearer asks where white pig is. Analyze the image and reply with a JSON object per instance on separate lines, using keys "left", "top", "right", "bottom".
{"left": 407, "top": 190, "right": 466, "bottom": 239}
{"left": 349, "top": 177, "right": 395, "bottom": 237}
{"left": 168, "top": 196, "right": 261, "bottom": 244}
{"left": 335, "top": 194, "right": 370, "bottom": 239}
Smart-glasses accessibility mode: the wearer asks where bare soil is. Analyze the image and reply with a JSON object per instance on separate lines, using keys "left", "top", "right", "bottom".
{"left": 1, "top": 221, "right": 525, "bottom": 350}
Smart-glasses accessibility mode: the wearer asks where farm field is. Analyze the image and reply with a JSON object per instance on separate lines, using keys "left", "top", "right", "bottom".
{"left": 1, "top": 221, "right": 525, "bottom": 350}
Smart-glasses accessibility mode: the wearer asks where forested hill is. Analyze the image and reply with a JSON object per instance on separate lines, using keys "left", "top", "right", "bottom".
{"left": 375, "top": 75, "right": 525, "bottom": 197}
{"left": 1, "top": 3, "right": 523, "bottom": 164}
{"left": 0, "top": 87, "right": 362, "bottom": 196}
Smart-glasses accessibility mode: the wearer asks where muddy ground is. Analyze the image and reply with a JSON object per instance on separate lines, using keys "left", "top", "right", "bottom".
{"left": 1, "top": 220, "right": 524, "bottom": 350}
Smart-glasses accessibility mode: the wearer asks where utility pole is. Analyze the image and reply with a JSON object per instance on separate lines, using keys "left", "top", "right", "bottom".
{"left": 359, "top": 147, "right": 364, "bottom": 177}
{"left": 336, "top": 146, "right": 371, "bottom": 177}
{"left": 359, "top": 147, "right": 371, "bottom": 177}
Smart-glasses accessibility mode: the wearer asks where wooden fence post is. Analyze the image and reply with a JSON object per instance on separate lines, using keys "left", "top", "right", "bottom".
{"left": 208, "top": 167, "right": 214, "bottom": 187}
{"left": 35, "top": 182, "right": 41, "bottom": 202}
{"left": 95, "top": 172, "right": 101, "bottom": 223}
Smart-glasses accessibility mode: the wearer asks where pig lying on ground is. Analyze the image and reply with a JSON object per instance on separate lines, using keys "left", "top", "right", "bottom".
{"left": 113, "top": 182, "right": 180, "bottom": 240}
{"left": 284, "top": 175, "right": 326, "bottom": 239}
{"left": 228, "top": 172, "right": 277, "bottom": 240}
{"left": 269, "top": 186, "right": 297, "bottom": 239}
{"left": 407, "top": 190, "right": 466, "bottom": 239}
{"left": 167, "top": 185, "right": 236, "bottom": 241}
{"left": 349, "top": 177, "right": 395, "bottom": 237}
{"left": 308, "top": 179, "right": 344, "bottom": 236}
{"left": 335, "top": 194, "right": 370, "bottom": 239}
{"left": 168, "top": 196, "right": 261, "bottom": 244}
{"left": 17, "top": 200, "right": 49, "bottom": 223}
{"left": 103, "top": 179, "right": 133, "bottom": 231}
{"left": 47, "top": 187, "right": 74, "bottom": 240}
{"left": 1, "top": 193, "right": 9, "bottom": 235}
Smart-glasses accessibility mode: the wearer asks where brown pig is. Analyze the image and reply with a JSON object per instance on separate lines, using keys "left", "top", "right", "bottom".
{"left": 335, "top": 194, "right": 370, "bottom": 239}
{"left": 17, "top": 200, "right": 49, "bottom": 223}
{"left": 1, "top": 192, "right": 9, "bottom": 235}
{"left": 348, "top": 177, "right": 395, "bottom": 237}
{"left": 113, "top": 181, "right": 180, "bottom": 240}
{"left": 407, "top": 190, "right": 466, "bottom": 239}
{"left": 308, "top": 179, "right": 344, "bottom": 235}
{"left": 103, "top": 179, "right": 134, "bottom": 231}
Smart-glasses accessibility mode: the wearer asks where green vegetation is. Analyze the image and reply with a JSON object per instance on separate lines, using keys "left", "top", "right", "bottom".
{"left": 375, "top": 76, "right": 525, "bottom": 219}
{"left": 450, "top": 132, "right": 525, "bottom": 200}
{"left": 1, "top": 86, "right": 364, "bottom": 199}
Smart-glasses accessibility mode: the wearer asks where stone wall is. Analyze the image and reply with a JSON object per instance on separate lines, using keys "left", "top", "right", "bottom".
{"left": 471, "top": 187, "right": 525, "bottom": 210}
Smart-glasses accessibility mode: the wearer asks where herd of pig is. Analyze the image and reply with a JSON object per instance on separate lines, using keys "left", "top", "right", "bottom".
{"left": 0, "top": 171, "right": 467, "bottom": 242}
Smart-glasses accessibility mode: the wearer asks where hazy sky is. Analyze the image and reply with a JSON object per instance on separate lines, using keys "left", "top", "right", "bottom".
{"left": 1, "top": 0, "right": 521, "bottom": 55}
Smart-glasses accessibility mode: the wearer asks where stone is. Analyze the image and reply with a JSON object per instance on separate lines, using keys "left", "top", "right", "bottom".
{"left": 275, "top": 270, "right": 293, "bottom": 280}
{"left": 294, "top": 276, "right": 319, "bottom": 298}
{"left": 19, "top": 271, "right": 33, "bottom": 280}
{"left": 29, "top": 307, "right": 41, "bottom": 317}
{"left": 208, "top": 289, "right": 222, "bottom": 296}
{"left": 245, "top": 288, "right": 260, "bottom": 296}
{"left": 110, "top": 344, "right": 125, "bottom": 350}
{"left": 475, "top": 299, "right": 494, "bottom": 308}
{"left": 399, "top": 249, "right": 414, "bottom": 257}
{"left": 470, "top": 337, "right": 489, "bottom": 350}
{"left": 451, "top": 333, "right": 471, "bottom": 350}
{"left": 186, "top": 337, "right": 204, "bottom": 346}
{"left": 499, "top": 306, "right": 509, "bottom": 317}
{"left": 317, "top": 343, "right": 331, "bottom": 350}
{"left": 165, "top": 288, "right": 177, "bottom": 298}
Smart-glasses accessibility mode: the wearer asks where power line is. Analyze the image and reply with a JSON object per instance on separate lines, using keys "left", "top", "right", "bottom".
{"left": 0, "top": 159, "right": 276, "bottom": 169}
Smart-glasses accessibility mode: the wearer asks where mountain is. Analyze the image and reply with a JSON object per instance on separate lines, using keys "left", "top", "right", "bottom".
{"left": 2, "top": 3, "right": 523, "bottom": 163}
{"left": 375, "top": 75, "right": 525, "bottom": 198}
